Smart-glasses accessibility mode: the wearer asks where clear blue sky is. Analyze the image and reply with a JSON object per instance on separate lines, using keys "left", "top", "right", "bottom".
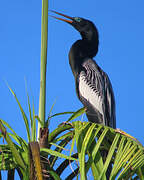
{"left": 0, "top": 0, "right": 144, "bottom": 176}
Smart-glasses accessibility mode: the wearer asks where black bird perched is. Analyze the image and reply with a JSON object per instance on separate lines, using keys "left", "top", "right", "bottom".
{"left": 51, "top": 11, "right": 116, "bottom": 129}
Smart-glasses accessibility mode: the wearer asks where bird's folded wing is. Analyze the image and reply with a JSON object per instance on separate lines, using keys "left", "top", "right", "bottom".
{"left": 78, "top": 58, "right": 116, "bottom": 128}
{"left": 78, "top": 59, "right": 105, "bottom": 119}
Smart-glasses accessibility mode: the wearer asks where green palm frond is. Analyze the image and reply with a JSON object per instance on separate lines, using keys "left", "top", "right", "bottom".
{"left": 47, "top": 118, "right": 144, "bottom": 179}
{"left": 0, "top": 106, "right": 144, "bottom": 179}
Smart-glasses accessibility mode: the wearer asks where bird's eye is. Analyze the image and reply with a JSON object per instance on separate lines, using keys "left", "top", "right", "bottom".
{"left": 74, "top": 17, "right": 81, "bottom": 22}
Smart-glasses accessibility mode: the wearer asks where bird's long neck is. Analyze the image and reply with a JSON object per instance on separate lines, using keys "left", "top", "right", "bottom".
{"left": 69, "top": 33, "right": 99, "bottom": 77}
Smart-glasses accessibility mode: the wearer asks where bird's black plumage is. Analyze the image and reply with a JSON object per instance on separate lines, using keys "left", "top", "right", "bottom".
{"left": 51, "top": 11, "right": 116, "bottom": 129}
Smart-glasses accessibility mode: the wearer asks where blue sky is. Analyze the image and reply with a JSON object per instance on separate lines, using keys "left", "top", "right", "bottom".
{"left": 0, "top": 0, "right": 144, "bottom": 176}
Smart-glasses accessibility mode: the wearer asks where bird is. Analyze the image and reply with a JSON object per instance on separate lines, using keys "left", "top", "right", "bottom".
{"left": 50, "top": 10, "right": 116, "bottom": 129}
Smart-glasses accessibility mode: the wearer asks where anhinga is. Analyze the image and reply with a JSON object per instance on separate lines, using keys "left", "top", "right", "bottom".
{"left": 51, "top": 11, "right": 116, "bottom": 129}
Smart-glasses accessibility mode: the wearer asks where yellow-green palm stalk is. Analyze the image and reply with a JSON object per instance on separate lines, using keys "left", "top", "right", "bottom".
{"left": 38, "top": 0, "right": 49, "bottom": 140}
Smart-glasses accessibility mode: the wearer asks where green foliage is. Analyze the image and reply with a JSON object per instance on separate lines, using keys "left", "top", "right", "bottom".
{"left": 8, "top": 86, "right": 31, "bottom": 142}
{"left": 0, "top": 91, "right": 144, "bottom": 179}
{"left": 45, "top": 113, "right": 144, "bottom": 179}
{"left": 0, "top": 103, "right": 144, "bottom": 179}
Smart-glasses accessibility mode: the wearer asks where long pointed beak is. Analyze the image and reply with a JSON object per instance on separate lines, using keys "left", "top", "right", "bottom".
{"left": 49, "top": 10, "right": 73, "bottom": 24}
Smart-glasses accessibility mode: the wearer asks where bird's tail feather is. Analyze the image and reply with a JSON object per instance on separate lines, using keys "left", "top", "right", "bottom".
{"left": 86, "top": 111, "right": 104, "bottom": 124}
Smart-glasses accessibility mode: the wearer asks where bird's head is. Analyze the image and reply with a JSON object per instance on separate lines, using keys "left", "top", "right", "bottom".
{"left": 50, "top": 10, "right": 99, "bottom": 41}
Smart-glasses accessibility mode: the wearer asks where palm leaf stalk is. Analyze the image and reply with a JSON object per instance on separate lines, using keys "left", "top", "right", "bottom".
{"left": 38, "top": 0, "right": 49, "bottom": 140}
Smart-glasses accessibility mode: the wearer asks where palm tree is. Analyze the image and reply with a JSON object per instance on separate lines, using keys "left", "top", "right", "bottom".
{"left": 0, "top": 0, "right": 144, "bottom": 179}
